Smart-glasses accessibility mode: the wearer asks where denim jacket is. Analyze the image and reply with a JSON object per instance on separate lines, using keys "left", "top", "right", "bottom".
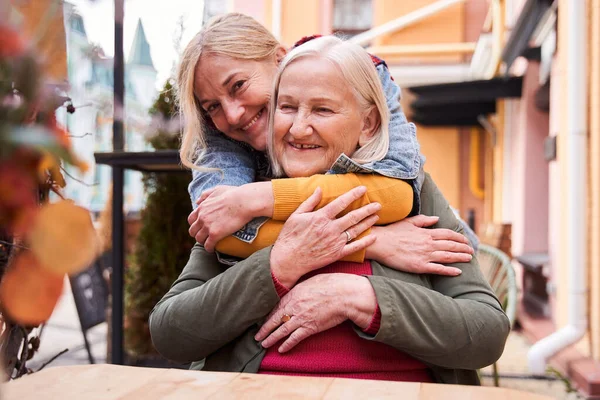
{"left": 188, "top": 64, "right": 426, "bottom": 241}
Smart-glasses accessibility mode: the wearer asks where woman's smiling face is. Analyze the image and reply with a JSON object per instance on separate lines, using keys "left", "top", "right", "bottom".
{"left": 272, "top": 56, "right": 371, "bottom": 178}
{"left": 194, "top": 53, "right": 280, "bottom": 151}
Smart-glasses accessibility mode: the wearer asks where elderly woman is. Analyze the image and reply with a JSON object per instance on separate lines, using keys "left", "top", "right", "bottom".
{"left": 182, "top": 13, "right": 477, "bottom": 273}
{"left": 150, "top": 36, "right": 509, "bottom": 384}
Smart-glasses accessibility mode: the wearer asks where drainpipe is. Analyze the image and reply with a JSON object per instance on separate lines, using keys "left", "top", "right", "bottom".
{"left": 527, "top": 0, "right": 588, "bottom": 374}
{"left": 271, "top": 0, "right": 282, "bottom": 42}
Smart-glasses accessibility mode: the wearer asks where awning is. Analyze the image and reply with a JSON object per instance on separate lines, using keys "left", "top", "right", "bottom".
{"left": 501, "top": 0, "right": 554, "bottom": 71}
{"left": 407, "top": 76, "right": 523, "bottom": 127}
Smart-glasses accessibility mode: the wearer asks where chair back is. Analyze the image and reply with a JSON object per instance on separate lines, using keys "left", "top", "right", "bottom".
{"left": 476, "top": 244, "right": 517, "bottom": 326}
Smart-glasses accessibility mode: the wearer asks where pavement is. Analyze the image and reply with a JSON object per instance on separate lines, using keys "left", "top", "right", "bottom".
{"left": 479, "top": 333, "right": 581, "bottom": 399}
{"left": 24, "top": 278, "right": 582, "bottom": 399}
{"left": 27, "top": 278, "right": 107, "bottom": 370}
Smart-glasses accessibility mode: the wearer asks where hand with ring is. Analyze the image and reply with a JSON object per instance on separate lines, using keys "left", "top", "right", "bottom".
{"left": 255, "top": 273, "right": 371, "bottom": 353}
{"left": 365, "top": 215, "right": 475, "bottom": 276}
{"left": 344, "top": 230, "right": 353, "bottom": 243}
{"left": 269, "top": 186, "right": 381, "bottom": 288}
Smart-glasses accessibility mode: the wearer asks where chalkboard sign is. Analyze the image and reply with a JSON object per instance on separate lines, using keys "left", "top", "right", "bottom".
{"left": 70, "top": 258, "right": 108, "bottom": 332}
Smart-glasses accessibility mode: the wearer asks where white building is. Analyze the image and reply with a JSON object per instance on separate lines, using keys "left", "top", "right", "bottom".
{"left": 61, "top": 3, "right": 158, "bottom": 214}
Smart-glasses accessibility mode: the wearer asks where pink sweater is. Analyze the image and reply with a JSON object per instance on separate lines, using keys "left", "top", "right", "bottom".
{"left": 258, "top": 261, "right": 433, "bottom": 382}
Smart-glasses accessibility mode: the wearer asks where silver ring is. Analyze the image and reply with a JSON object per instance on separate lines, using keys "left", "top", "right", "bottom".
{"left": 344, "top": 230, "right": 352, "bottom": 243}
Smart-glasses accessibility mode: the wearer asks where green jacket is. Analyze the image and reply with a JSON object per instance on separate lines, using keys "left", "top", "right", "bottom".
{"left": 149, "top": 174, "right": 510, "bottom": 385}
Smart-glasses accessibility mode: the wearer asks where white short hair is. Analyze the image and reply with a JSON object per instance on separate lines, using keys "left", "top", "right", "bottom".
{"left": 267, "top": 36, "right": 390, "bottom": 177}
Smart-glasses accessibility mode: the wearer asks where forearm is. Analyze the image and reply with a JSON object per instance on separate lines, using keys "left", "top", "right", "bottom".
{"left": 360, "top": 275, "right": 509, "bottom": 369}
{"left": 215, "top": 219, "right": 282, "bottom": 258}
{"left": 359, "top": 174, "right": 510, "bottom": 369}
{"left": 213, "top": 174, "right": 412, "bottom": 263}
{"left": 272, "top": 174, "right": 413, "bottom": 223}
{"left": 237, "top": 182, "right": 275, "bottom": 218}
{"left": 149, "top": 245, "right": 278, "bottom": 363}
{"left": 215, "top": 219, "right": 364, "bottom": 263}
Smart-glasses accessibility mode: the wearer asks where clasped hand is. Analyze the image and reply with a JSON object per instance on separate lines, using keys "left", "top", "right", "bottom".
{"left": 187, "top": 185, "right": 256, "bottom": 252}
{"left": 268, "top": 186, "right": 380, "bottom": 287}
{"left": 254, "top": 273, "right": 376, "bottom": 353}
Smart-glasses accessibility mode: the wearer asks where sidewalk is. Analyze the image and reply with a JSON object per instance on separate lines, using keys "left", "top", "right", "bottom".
{"left": 27, "top": 280, "right": 580, "bottom": 399}
{"left": 27, "top": 277, "right": 107, "bottom": 370}
{"left": 480, "top": 331, "right": 580, "bottom": 399}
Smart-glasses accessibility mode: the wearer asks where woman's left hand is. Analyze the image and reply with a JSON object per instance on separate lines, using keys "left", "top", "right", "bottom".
{"left": 255, "top": 273, "right": 377, "bottom": 353}
{"left": 188, "top": 183, "right": 273, "bottom": 251}
{"left": 365, "top": 215, "right": 473, "bottom": 276}
{"left": 188, "top": 185, "right": 249, "bottom": 250}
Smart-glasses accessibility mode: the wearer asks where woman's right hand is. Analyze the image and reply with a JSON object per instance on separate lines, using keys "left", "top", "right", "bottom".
{"left": 270, "top": 186, "right": 380, "bottom": 288}
{"left": 365, "top": 215, "right": 474, "bottom": 276}
{"left": 188, "top": 182, "right": 273, "bottom": 252}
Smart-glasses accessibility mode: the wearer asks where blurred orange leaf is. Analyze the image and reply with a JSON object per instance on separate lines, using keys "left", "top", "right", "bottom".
{"left": 28, "top": 200, "right": 99, "bottom": 275}
{"left": 0, "top": 251, "right": 64, "bottom": 326}
{"left": 12, "top": 0, "right": 67, "bottom": 80}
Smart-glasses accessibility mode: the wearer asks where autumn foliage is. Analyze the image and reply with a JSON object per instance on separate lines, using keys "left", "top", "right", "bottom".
{"left": 0, "top": 24, "right": 98, "bottom": 326}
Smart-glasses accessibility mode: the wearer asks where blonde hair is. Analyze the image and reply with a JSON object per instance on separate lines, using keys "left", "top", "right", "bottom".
{"left": 177, "top": 13, "right": 281, "bottom": 170}
{"left": 267, "top": 36, "right": 390, "bottom": 177}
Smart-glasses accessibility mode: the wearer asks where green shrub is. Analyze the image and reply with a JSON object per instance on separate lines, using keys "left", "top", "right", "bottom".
{"left": 124, "top": 80, "right": 195, "bottom": 356}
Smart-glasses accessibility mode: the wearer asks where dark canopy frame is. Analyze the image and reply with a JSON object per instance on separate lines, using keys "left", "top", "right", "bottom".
{"left": 407, "top": 76, "right": 523, "bottom": 127}
{"left": 501, "top": 0, "right": 554, "bottom": 73}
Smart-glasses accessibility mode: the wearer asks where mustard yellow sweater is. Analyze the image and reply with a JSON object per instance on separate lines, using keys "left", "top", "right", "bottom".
{"left": 215, "top": 174, "right": 413, "bottom": 262}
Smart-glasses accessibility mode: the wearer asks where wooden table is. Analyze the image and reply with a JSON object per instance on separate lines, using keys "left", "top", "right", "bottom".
{"left": 2, "top": 364, "right": 553, "bottom": 400}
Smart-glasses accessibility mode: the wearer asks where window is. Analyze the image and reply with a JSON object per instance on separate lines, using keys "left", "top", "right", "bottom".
{"left": 70, "top": 14, "right": 87, "bottom": 37}
{"left": 203, "top": 0, "right": 228, "bottom": 25}
{"left": 332, "top": 0, "right": 372, "bottom": 38}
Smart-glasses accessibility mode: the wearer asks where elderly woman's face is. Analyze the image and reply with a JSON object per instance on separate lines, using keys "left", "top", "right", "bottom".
{"left": 273, "top": 56, "right": 371, "bottom": 177}
{"left": 194, "top": 54, "right": 279, "bottom": 151}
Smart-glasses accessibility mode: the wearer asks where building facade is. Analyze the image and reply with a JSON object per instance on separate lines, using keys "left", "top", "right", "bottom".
{"left": 60, "top": 3, "right": 158, "bottom": 214}
{"left": 493, "top": 1, "right": 600, "bottom": 396}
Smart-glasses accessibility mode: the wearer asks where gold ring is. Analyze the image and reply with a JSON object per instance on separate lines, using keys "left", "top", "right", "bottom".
{"left": 344, "top": 230, "right": 352, "bottom": 243}
{"left": 281, "top": 314, "right": 292, "bottom": 323}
